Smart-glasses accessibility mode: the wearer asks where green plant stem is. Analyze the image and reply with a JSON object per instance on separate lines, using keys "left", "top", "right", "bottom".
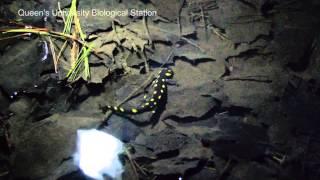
{"left": 2, "top": 29, "right": 101, "bottom": 57}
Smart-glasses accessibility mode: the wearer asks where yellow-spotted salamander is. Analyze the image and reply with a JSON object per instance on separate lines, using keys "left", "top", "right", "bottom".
{"left": 103, "top": 68, "right": 174, "bottom": 114}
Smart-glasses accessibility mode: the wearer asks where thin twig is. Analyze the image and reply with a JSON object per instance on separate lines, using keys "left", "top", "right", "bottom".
{"left": 200, "top": 5, "right": 206, "bottom": 28}
{"left": 143, "top": 16, "right": 152, "bottom": 45}
{"left": 125, "top": 148, "right": 139, "bottom": 179}
{"left": 147, "top": 25, "right": 205, "bottom": 52}
{"left": 47, "top": 36, "right": 59, "bottom": 72}
{"left": 70, "top": 31, "right": 79, "bottom": 67}
{"left": 142, "top": 51, "right": 149, "bottom": 73}
{"left": 0, "top": 33, "right": 31, "bottom": 40}
{"left": 1, "top": 28, "right": 104, "bottom": 59}
{"left": 56, "top": 41, "right": 68, "bottom": 63}
{"left": 217, "top": 158, "right": 233, "bottom": 180}
{"left": 181, "top": 36, "right": 205, "bottom": 52}
{"left": 57, "top": 2, "right": 66, "bottom": 23}
{"left": 177, "top": 0, "right": 185, "bottom": 37}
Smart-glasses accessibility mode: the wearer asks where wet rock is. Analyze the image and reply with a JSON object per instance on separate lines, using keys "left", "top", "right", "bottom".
{"left": 150, "top": 0, "right": 182, "bottom": 21}
{"left": 281, "top": 78, "right": 320, "bottom": 134}
{"left": 159, "top": 61, "right": 225, "bottom": 120}
{"left": 102, "top": 114, "right": 141, "bottom": 142}
{"left": 0, "top": 89, "right": 9, "bottom": 112}
{"left": 0, "top": 0, "right": 319, "bottom": 179}
{"left": 79, "top": 0, "right": 155, "bottom": 34}
{"left": 6, "top": 1, "right": 46, "bottom": 26}
{"left": 187, "top": 167, "right": 218, "bottom": 180}
{"left": 0, "top": 39, "right": 43, "bottom": 95}
{"left": 173, "top": 44, "right": 216, "bottom": 63}
{"left": 130, "top": 143, "right": 157, "bottom": 161}
{"left": 126, "top": 20, "right": 195, "bottom": 44}
{"left": 148, "top": 140, "right": 208, "bottom": 177}
{"left": 125, "top": 51, "right": 146, "bottom": 67}
{"left": 6, "top": 79, "right": 74, "bottom": 122}
{"left": 178, "top": 140, "right": 212, "bottom": 160}
{"left": 150, "top": 158, "right": 199, "bottom": 176}
{"left": 77, "top": 84, "right": 90, "bottom": 98}
{"left": 223, "top": 71, "right": 274, "bottom": 109}
{"left": 164, "top": 118, "right": 218, "bottom": 137}
{"left": 151, "top": 146, "right": 207, "bottom": 176}
{"left": 230, "top": 162, "right": 277, "bottom": 180}
{"left": 132, "top": 128, "right": 212, "bottom": 176}
{"left": 134, "top": 128, "right": 188, "bottom": 156}
{"left": 147, "top": 43, "right": 174, "bottom": 65}
{"left": 202, "top": 117, "right": 269, "bottom": 160}
{"left": 162, "top": 86, "right": 218, "bottom": 119}
{"left": 89, "top": 65, "right": 110, "bottom": 84}
{"left": 8, "top": 97, "right": 33, "bottom": 117}
{"left": 215, "top": 0, "right": 272, "bottom": 43}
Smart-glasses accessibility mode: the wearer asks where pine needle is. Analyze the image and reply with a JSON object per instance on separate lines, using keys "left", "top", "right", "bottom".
{"left": 1, "top": 0, "right": 94, "bottom": 82}
{"left": 47, "top": 36, "right": 59, "bottom": 73}
{"left": 67, "top": 44, "right": 92, "bottom": 81}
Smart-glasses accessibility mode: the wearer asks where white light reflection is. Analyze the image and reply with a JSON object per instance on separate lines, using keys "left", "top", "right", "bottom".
{"left": 74, "top": 129, "right": 124, "bottom": 180}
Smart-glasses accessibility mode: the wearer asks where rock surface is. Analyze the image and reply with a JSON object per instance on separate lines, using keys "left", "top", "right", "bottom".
{"left": 0, "top": 0, "right": 320, "bottom": 179}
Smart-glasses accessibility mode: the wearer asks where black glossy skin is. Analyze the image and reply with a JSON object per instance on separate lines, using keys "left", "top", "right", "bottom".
{"left": 105, "top": 68, "right": 174, "bottom": 114}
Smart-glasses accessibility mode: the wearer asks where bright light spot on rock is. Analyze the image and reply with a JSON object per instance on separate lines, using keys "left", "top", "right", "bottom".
{"left": 74, "top": 129, "right": 124, "bottom": 180}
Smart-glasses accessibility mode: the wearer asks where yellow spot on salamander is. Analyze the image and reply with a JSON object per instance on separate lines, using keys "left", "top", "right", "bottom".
{"left": 145, "top": 102, "right": 150, "bottom": 106}
{"left": 113, "top": 106, "right": 118, "bottom": 111}
{"left": 153, "top": 91, "right": 157, "bottom": 94}
{"left": 154, "top": 84, "right": 158, "bottom": 88}
{"left": 165, "top": 72, "right": 172, "bottom": 77}
{"left": 160, "top": 89, "right": 164, "bottom": 93}
{"left": 107, "top": 105, "right": 111, "bottom": 109}
{"left": 144, "top": 95, "right": 147, "bottom": 99}
{"left": 158, "top": 95, "right": 162, "bottom": 99}
{"left": 150, "top": 98, "right": 155, "bottom": 102}
{"left": 119, "top": 107, "right": 125, "bottom": 112}
{"left": 131, "top": 108, "right": 138, "bottom": 113}
{"left": 152, "top": 110, "right": 156, "bottom": 114}
{"left": 162, "top": 84, "right": 165, "bottom": 88}
{"left": 162, "top": 79, "right": 165, "bottom": 82}
{"left": 154, "top": 102, "right": 157, "bottom": 105}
